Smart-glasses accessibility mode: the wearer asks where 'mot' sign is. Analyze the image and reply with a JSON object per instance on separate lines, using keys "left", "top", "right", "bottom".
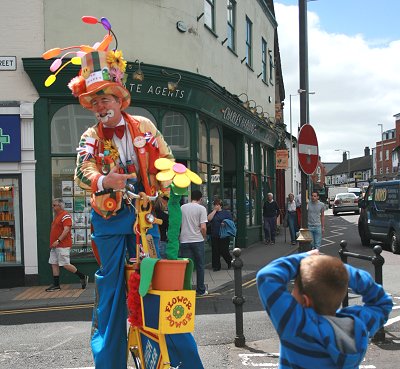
{"left": 298, "top": 124, "right": 318, "bottom": 175}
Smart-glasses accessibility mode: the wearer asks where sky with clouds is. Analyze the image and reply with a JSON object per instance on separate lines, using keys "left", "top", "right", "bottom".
{"left": 274, "top": 1, "right": 400, "bottom": 163}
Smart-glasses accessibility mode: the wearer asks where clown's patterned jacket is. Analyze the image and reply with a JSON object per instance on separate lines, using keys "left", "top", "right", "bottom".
{"left": 74, "top": 112, "right": 174, "bottom": 218}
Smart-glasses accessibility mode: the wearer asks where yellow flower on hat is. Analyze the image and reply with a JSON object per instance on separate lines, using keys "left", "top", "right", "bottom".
{"left": 155, "top": 158, "right": 202, "bottom": 188}
{"left": 106, "top": 50, "right": 127, "bottom": 72}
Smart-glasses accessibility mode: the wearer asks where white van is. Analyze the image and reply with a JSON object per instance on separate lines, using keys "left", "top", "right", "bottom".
{"left": 348, "top": 187, "right": 361, "bottom": 197}
{"left": 327, "top": 187, "right": 348, "bottom": 208}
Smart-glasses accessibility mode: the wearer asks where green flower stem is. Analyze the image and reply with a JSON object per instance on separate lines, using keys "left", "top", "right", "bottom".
{"left": 166, "top": 190, "right": 181, "bottom": 260}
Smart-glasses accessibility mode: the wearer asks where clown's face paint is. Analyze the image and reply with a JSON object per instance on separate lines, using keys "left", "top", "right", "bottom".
{"left": 95, "top": 109, "right": 115, "bottom": 124}
{"left": 91, "top": 95, "right": 122, "bottom": 127}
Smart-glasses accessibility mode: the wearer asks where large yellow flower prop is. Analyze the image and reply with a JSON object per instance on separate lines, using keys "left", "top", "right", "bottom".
{"left": 155, "top": 158, "right": 202, "bottom": 188}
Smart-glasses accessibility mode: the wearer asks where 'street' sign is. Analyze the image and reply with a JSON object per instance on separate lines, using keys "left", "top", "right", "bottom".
{"left": 0, "top": 57, "right": 17, "bottom": 71}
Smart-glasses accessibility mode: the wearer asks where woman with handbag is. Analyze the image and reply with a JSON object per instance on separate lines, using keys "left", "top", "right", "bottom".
{"left": 207, "top": 199, "right": 233, "bottom": 271}
{"left": 286, "top": 193, "right": 298, "bottom": 245}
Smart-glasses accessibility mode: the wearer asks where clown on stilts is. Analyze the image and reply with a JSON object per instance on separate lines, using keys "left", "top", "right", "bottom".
{"left": 42, "top": 16, "right": 204, "bottom": 369}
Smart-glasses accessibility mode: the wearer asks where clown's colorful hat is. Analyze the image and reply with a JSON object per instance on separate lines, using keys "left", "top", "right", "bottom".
{"left": 43, "top": 16, "right": 131, "bottom": 111}
{"left": 75, "top": 50, "right": 131, "bottom": 110}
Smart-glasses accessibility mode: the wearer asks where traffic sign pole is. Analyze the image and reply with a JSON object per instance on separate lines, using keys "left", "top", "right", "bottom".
{"left": 297, "top": 123, "right": 319, "bottom": 252}
{"left": 298, "top": 0, "right": 313, "bottom": 252}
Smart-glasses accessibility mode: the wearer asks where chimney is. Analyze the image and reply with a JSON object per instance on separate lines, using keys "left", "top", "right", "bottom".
{"left": 364, "top": 146, "right": 370, "bottom": 156}
{"left": 343, "top": 152, "right": 347, "bottom": 161}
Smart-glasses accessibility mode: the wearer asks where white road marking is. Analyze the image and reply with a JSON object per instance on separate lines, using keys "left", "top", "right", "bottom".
{"left": 239, "top": 353, "right": 279, "bottom": 367}
{"left": 238, "top": 353, "right": 376, "bottom": 368}
{"left": 320, "top": 224, "right": 348, "bottom": 247}
{"left": 385, "top": 315, "right": 400, "bottom": 326}
{"left": 45, "top": 337, "right": 73, "bottom": 351}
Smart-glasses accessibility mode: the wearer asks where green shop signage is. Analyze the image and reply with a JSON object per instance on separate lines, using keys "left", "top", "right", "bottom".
{"left": 222, "top": 107, "right": 257, "bottom": 135}
{"left": 129, "top": 83, "right": 185, "bottom": 100}
{"left": 221, "top": 106, "right": 276, "bottom": 146}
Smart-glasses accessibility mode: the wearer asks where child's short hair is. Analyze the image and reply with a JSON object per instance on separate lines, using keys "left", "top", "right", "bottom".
{"left": 213, "top": 198, "right": 223, "bottom": 206}
{"left": 297, "top": 255, "right": 349, "bottom": 315}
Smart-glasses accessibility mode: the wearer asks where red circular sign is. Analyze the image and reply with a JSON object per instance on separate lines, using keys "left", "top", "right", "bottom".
{"left": 298, "top": 124, "right": 319, "bottom": 175}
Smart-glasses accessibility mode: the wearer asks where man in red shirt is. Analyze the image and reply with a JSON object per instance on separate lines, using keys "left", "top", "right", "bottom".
{"left": 45, "top": 198, "right": 89, "bottom": 292}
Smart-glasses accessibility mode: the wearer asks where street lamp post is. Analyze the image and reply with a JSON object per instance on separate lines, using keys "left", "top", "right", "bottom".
{"left": 297, "top": 0, "right": 314, "bottom": 252}
{"left": 378, "top": 124, "right": 383, "bottom": 180}
{"left": 289, "top": 94, "right": 296, "bottom": 195}
{"left": 335, "top": 149, "right": 350, "bottom": 186}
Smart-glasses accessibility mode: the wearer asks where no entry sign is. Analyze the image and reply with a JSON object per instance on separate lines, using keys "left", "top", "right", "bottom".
{"left": 298, "top": 124, "right": 319, "bottom": 175}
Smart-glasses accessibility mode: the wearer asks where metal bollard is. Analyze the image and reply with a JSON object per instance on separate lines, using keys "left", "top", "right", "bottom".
{"left": 371, "top": 245, "right": 385, "bottom": 343}
{"left": 339, "top": 240, "right": 386, "bottom": 342}
{"left": 232, "top": 247, "right": 246, "bottom": 347}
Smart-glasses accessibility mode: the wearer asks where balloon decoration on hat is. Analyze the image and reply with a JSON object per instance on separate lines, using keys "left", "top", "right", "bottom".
{"left": 42, "top": 16, "right": 131, "bottom": 111}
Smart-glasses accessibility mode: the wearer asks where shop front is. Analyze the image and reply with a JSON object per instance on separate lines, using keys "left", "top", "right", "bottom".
{"left": 23, "top": 59, "right": 278, "bottom": 284}
{"left": 0, "top": 113, "right": 24, "bottom": 287}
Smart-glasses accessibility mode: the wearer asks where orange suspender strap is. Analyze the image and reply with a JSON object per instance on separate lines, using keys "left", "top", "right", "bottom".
{"left": 123, "top": 112, "right": 154, "bottom": 195}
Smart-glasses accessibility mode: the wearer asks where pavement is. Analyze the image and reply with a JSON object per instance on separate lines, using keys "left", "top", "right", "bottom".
{"left": 0, "top": 229, "right": 297, "bottom": 312}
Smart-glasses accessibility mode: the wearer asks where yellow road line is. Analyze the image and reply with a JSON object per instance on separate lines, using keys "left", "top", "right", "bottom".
{"left": 244, "top": 280, "right": 257, "bottom": 289}
{"left": 242, "top": 278, "right": 256, "bottom": 287}
{"left": 0, "top": 303, "right": 94, "bottom": 315}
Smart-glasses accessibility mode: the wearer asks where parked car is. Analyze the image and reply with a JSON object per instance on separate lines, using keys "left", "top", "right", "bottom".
{"left": 332, "top": 193, "right": 359, "bottom": 215}
{"left": 358, "top": 180, "right": 400, "bottom": 254}
{"left": 327, "top": 186, "right": 348, "bottom": 208}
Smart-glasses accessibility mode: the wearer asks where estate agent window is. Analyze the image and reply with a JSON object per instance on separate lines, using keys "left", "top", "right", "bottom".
{"left": 198, "top": 120, "right": 223, "bottom": 208}
{"left": 244, "top": 141, "right": 258, "bottom": 226}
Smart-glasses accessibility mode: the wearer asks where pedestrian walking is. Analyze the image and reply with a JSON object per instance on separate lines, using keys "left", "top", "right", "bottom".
{"left": 308, "top": 191, "right": 325, "bottom": 249}
{"left": 179, "top": 190, "right": 208, "bottom": 296}
{"left": 262, "top": 193, "right": 280, "bottom": 245}
{"left": 295, "top": 192, "right": 302, "bottom": 230}
{"left": 207, "top": 199, "right": 233, "bottom": 271}
{"left": 256, "top": 250, "right": 393, "bottom": 369}
{"left": 286, "top": 193, "right": 297, "bottom": 245}
{"left": 154, "top": 191, "right": 169, "bottom": 259}
{"left": 45, "top": 198, "right": 89, "bottom": 292}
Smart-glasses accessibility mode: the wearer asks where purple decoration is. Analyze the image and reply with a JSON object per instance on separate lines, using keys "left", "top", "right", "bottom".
{"left": 100, "top": 17, "right": 112, "bottom": 31}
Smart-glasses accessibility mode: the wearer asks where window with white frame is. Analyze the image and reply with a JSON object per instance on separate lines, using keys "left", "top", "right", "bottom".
{"left": 385, "top": 149, "right": 389, "bottom": 160}
{"left": 245, "top": 16, "right": 253, "bottom": 67}
{"left": 269, "top": 49, "right": 274, "bottom": 84}
{"left": 204, "top": 0, "right": 215, "bottom": 31}
{"left": 227, "top": 0, "right": 236, "bottom": 50}
{"left": 261, "top": 38, "right": 267, "bottom": 82}
{"left": 161, "top": 111, "right": 190, "bottom": 157}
